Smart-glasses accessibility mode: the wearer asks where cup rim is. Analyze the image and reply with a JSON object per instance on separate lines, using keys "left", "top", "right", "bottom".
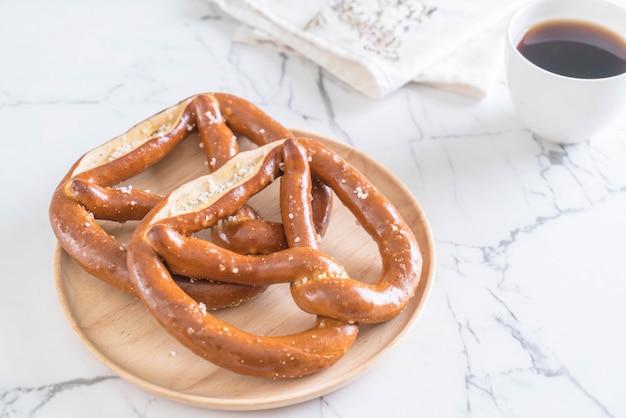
{"left": 506, "top": 0, "right": 626, "bottom": 82}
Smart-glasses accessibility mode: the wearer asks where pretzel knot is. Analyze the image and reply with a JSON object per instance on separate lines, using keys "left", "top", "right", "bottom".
{"left": 127, "top": 138, "right": 423, "bottom": 378}
{"left": 49, "top": 93, "right": 332, "bottom": 309}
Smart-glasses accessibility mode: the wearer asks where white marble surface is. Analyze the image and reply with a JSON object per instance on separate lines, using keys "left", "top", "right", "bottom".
{"left": 1, "top": 1, "right": 626, "bottom": 417}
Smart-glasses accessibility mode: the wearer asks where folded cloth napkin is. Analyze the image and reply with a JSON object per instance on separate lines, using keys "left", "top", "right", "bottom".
{"left": 211, "top": 0, "right": 528, "bottom": 99}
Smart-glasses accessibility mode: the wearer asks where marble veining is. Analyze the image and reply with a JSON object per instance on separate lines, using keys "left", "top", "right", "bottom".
{"left": 1, "top": 0, "right": 625, "bottom": 417}
{"left": 2, "top": 376, "right": 120, "bottom": 417}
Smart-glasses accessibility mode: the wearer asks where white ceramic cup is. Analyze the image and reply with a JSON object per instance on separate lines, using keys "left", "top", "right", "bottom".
{"left": 505, "top": 0, "right": 626, "bottom": 144}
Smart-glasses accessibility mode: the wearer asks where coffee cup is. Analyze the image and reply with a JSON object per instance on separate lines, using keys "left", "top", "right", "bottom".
{"left": 505, "top": 0, "right": 626, "bottom": 144}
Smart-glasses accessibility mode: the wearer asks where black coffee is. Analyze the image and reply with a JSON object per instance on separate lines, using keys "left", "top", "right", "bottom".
{"left": 517, "top": 19, "right": 626, "bottom": 79}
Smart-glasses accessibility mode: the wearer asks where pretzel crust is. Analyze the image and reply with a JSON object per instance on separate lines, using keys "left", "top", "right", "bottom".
{"left": 127, "top": 138, "right": 422, "bottom": 377}
{"left": 49, "top": 93, "right": 331, "bottom": 309}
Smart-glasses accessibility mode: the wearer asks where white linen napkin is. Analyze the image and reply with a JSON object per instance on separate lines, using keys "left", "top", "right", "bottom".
{"left": 211, "top": 0, "right": 527, "bottom": 99}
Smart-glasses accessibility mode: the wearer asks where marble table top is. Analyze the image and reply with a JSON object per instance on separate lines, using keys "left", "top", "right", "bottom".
{"left": 1, "top": 1, "right": 625, "bottom": 417}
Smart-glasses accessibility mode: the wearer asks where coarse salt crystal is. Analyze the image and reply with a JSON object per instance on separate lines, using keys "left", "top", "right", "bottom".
{"left": 354, "top": 186, "right": 368, "bottom": 199}
{"left": 198, "top": 302, "right": 207, "bottom": 316}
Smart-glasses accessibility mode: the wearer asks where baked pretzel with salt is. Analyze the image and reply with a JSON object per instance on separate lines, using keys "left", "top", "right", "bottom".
{"left": 49, "top": 93, "right": 331, "bottom": 309}
{"left": 127, "top": 138, "right": 422, "bottom": 378}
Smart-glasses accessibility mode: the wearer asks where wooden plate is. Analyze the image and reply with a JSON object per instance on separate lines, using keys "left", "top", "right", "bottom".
{"left": 54, "top": 130, "right": 435, "bottom": 411}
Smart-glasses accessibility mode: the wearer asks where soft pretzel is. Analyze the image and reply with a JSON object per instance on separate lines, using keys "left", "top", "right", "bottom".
{"left": 49, "top": 93, "right": 332, "bottom": 309}
{"left": 127, "top": 138, "right": 422, "bottom": 377}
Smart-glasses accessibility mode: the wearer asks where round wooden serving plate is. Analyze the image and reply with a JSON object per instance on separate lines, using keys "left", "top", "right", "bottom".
{"left": 54, "top": 130, "right": 435, "bottom": 411}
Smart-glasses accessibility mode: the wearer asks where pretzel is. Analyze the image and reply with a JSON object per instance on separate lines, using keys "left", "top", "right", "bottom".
{"left": 49, "top": 93, "right": 332, "bottom": 309}
{"left": 127, "top": 138, "right": 422, "bottom": 378}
